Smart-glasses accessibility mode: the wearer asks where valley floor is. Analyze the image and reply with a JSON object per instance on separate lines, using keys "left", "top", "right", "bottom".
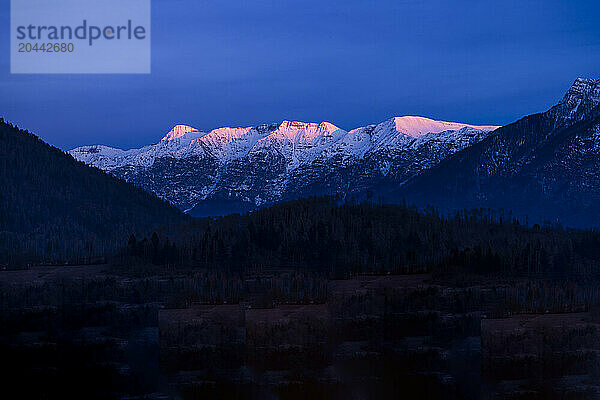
{"left": 2, "top": 265, "right": 599, "bottom": 399}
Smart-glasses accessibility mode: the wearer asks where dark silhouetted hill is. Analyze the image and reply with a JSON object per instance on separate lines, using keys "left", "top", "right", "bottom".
{"left": 0, "top": 119, "right": 185, "bottom": 266}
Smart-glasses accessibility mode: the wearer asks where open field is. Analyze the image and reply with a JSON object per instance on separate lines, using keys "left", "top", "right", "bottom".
{"left": 0, "top": 264, "right": 110, "bottom": 284}
{"left": 483, "top": 312, "right": 600, "bottom": 399}
{"left": 4, "top": 264, "right": 600, "bottom": 399}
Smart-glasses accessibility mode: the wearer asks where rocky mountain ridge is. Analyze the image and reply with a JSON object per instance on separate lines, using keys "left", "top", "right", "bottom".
{"left": 393, "top": 78, "right": 600, "bottom": 227}
{"left": 70, "top": 116, "right": 499, "bottom": 215}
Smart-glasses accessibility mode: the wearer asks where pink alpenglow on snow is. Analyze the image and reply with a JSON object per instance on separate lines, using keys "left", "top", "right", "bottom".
{"left": 392, "top": 116, "right": 500, "bottom": 138}
{"left": 269, "top": 121, "right": 342, "bottom": 143}
{"left": 68, "top": 115, "right": 501, "bottom": 210}
{"left": 161, "top": 125, "right": 199, "bottom": 142}
{"left": 202, "top": 127, "right": 254, "bottom": 145}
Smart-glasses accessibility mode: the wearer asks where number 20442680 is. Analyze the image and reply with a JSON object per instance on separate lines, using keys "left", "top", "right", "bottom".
{"left": 18, "top": 43, "right": 74, "bottom": 53}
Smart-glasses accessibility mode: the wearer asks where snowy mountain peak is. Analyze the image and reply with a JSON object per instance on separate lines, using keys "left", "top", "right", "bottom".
{"left": 391, "top": 116, "right": 499, "bottom": 138}
{"left": 272, "top": 121, "right": 343, "bottom": 142}
{"left": 204, "top": 126, "right": 253, "bottom": 143}
{"left": 550, "top": 78, "right": 600, "bottom": 123}
{"left": 561, "top": 78, "right": 600, "bottom": 106}
{"left": 161, "top": 125, "right": 199, "bottom": 142}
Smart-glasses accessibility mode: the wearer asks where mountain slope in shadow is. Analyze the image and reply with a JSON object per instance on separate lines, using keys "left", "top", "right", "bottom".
{"left": 391, "top": 78, "right": 600, "bottom": 227}
{"left": 0, "top": 119, "right": 185, "bottom": 265}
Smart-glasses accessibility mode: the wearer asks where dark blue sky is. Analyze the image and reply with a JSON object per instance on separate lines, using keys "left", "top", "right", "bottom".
{"left": 1, "top": 0, "right": 599, "bottom": 150}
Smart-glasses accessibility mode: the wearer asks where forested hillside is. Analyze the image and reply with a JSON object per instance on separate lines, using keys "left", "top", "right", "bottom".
{"left": 120, "top": 196, "right": 600, "bottom": 281}
{"left": 0, "top": 119, "right": 185, "bottom": 266}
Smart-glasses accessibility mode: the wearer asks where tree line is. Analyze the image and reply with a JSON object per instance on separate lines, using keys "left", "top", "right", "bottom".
{"left": 117, "top": 196, "right": 600, "bottom": 281}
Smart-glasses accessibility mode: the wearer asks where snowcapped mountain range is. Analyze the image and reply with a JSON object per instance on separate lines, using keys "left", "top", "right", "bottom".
{"left": 68, "top": 77, "right": 600, "bottom": 224}
{"left": 69, "top": 116, "right": 499, "bottom": 215}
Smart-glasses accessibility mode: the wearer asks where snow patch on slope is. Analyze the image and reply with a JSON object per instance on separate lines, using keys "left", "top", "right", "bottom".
{"left": 392, "top": 116, "right": 499, "bottom": 138}
{"left": 161, "top": 125, "right": 199, "bottom": 142}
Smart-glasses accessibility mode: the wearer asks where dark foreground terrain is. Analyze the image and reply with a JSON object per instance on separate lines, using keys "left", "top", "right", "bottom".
{"left": 159, "top": 273, "right": 481, "bottom": 399}
{"left": 483, "top": 312, "right": 600, "bottom": 399}
{"left": 5, "top": 191, "right": 600, "bottom": 399}
{"left": 3, "top": 263, "right": 600, "bottom": 399}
